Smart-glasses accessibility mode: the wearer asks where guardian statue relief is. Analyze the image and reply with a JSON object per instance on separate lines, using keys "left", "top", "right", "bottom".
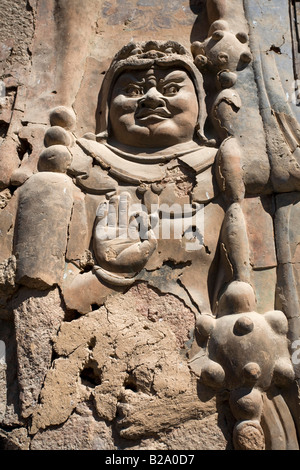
{"left": 1, "top": 0, "right": 300, "bottom": 451}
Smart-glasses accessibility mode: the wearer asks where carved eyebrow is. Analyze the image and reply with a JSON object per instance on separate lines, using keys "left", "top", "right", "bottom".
{"left": 116, "top": 74, "right": 146, "bottom": 87}
{"left": 158, "top": 71, "right": 188, "bottom": 85}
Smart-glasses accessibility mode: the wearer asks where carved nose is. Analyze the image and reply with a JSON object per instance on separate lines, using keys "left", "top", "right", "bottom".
{"left": 140, "top": 88, "right": 165, "bottom": 108}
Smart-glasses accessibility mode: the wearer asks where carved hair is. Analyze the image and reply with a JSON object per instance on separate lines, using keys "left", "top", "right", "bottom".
{"left": 96, "top": 40, "right": 208, "bottom": 145}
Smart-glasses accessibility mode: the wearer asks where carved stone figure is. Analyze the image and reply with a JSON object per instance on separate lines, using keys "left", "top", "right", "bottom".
{"left": 16, "top": 41, "right": 226, "bottom": 314}
{"left": 11, "top": 36, "right": 297, "bottom": 450}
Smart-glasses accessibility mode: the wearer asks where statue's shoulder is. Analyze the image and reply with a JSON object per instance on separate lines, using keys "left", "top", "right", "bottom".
{"left": 69, "top": 137, "right": 118, "bottom": 194}
{"left": 76, "top": 137, "right": 170, "bottom": 185}
{"left": 178, "top": 145, "right": 217, "bottom": 174}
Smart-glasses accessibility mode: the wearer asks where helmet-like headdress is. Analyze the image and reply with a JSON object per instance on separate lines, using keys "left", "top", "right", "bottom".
{"left": 96, "top": 40, "right": 208, "bottom": 144}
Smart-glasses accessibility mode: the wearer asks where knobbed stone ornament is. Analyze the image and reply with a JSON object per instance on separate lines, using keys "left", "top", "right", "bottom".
{"left": 190, "top": 281, "right": 296, "bottom": 450}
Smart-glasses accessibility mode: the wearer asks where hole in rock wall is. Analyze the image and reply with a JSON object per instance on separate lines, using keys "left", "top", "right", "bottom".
{"left": 80, "top": 362, "right": 102, "bottom": 388}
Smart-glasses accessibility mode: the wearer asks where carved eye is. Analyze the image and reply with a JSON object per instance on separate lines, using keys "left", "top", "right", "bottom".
{"left": 162, "top": 84, "right": 180, "bottom": 96}
{"left": 125, "top": 85, "right": 143, "bottom": 97}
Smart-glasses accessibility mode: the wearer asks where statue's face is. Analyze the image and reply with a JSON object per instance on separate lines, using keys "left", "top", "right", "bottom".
{"left": 108, "top": 65, "right": 199, "bottom": 149}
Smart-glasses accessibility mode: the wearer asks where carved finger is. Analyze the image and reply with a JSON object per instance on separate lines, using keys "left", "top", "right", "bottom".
{"left": 106, "top": 195, "right": 118, "bottom": 238}
{"left": 146, "top": 229, "right": 158, "bottom": 250}
{"left": 111, "top": 241, "right": 154, "bottom": 271}
{"left": 94, "top": 201, "right": 110, "bottom": 241}
{"left": 96, "top": 201, "right": 109, "bottom": 220}
{"left": 139, "top": 230, "right": 157, "bottom": 256}
{"left": 118, "top": 192, "right": 131, "bottom": 238}
{"left": 128, "top": 210, "right": 149, "bottom": 241}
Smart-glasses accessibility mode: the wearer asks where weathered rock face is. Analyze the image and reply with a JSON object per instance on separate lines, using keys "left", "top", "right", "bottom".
{"left": 1, "top": 0, "right": 300, "bottom": 451}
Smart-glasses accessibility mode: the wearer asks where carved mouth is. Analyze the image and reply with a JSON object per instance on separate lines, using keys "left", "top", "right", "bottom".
{"left": 136, "top": 108, "right": 171, "bottom": 120}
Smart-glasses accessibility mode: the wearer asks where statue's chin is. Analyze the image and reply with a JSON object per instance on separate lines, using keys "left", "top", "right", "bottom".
{"left": 108, "top": 119, "right": 198, "bottom": 150}
{"left": 106, "top": 136, "right": 200, "bottom": 156}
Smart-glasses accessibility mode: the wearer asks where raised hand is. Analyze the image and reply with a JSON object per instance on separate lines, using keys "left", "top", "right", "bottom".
{"left": 93, "top": 192, "right": 157, "bottom": 276}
